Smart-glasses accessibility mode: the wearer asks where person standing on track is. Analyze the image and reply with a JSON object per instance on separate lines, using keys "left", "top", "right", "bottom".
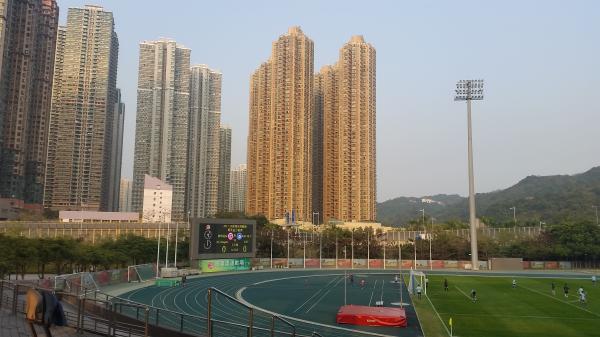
{"left": 350, "top": 273, "right": 354, "bottom": 286}
{"left": 360, "top": 279, "right": 366, "bottom": 289}
{"left": 444, "top": 278, "right": 449, "bottom": 292}
{"left": 181, "top": 275, "right": 186, "bottom": 287}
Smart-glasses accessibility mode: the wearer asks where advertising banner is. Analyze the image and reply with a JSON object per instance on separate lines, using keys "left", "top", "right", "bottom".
{"left": 431, "top": 260, "right": 444, "bottom": 269}
{"left": 289, "top": 258, "right": 304, "bottom": 268}
{"left": 559, "top": 261, "right": 572, "bottom": 270}
{"left": 385, "top": 259, "right": 399, "bottom": 268}
{"left": 353, "top": 259, "right": 367, "bottom": 268}
{"left": 545, "top": 261, "right": 559, "bottom": 269}
{"left": 273, "top": 258, "right": 288, "bottom": 268}
{"left": 322, "top": 259, "right": 336, "bottom": 268}
{"left": 199, "top": 258, "right": 251, "bottom": 273}
{"left": 444, "top": 260, "right": 458, "bottom": 269}
{"left": 369, "top": 259, "right": 383, "bottom": 268}
{"left": 530, "top": 261, "right": 545, "bottom": 269}
{"left": 305, "top": 258, "right": 320, "bottom": 268}
{"left": 401, "top": 260, "right": 413, "bottom": 268}
{"left": 522, "top": 261, "right": 531, "bottom": 269}
{"left": 338, "top": 259, "right": 352, "bottom": 268}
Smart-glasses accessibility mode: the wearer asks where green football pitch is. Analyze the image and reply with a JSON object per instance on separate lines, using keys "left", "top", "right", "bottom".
{"left": 416, "top": 273, "right": 600, "bottom": 337}
{"left": 117, "top": 270, "right": 600, "bottom": 337}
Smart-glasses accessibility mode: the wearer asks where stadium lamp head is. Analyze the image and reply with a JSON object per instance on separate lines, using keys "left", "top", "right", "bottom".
{"left": 454, "top": 79, "right": 484, "bottom": 101}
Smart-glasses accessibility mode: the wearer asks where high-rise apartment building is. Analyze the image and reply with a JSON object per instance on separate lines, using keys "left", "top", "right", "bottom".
{"left": 119, "top": 178, "right": 132, "bottom": 212}
{"left": 132, "top": 39, "right": 190, "bottom": 221}
{"left": 107, "top": 88, "right": 125, "bottom": 211}
{"left": 229, "top": 164, "right": 247, "bottom": 213}
{"left": 246, "top": 27, "right": 314, "bottom": 222}
{"left": 187, "top": 65, "right": 222, "bottom": 218}
{"left": 217, "top": 126, "right": 232, "bottom": 213}
{"left": 319, "top": 36, "right": 376, "bottom": 222}
{"left": 0, "top": 0, "right": 59, "bottom": 211}
{"left": 44, "top": 5, "right": 119, "bottom": 211}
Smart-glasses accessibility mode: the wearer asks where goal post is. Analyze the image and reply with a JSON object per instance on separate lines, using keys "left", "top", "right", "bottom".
{"left": 408, "top": 270, "right": 426, "bottom": 295}
{"left": 127, "top": 263, "right": 157, "bottom": 282}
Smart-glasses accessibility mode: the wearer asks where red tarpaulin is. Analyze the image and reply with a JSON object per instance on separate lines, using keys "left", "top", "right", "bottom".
{"left": 336, "top": 305, "right": 407, "bottom": 327}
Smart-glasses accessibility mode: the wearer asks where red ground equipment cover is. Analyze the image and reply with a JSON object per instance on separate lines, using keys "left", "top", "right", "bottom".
{"left": 336, "top": 305, "right": 407, "bottom": 327}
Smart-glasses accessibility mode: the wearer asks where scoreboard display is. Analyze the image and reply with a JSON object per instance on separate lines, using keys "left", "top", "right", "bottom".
{"left": 190, "top": 218, "right": 256, "bottom": 261}
{"left": 199, "top": 223, "right": 253, "bottom": 255}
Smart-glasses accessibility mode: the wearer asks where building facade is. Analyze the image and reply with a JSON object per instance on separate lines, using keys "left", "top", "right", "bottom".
{"left": 132, "top": 39, "right": 190, "bottom": 221}
{"left": 320, "top": 36, "right": 376, "bottom": 222}
{"left": 0, "top": 0, "right": 59, "bottom": 211}
{"left": 141, "top": 175, "right": 172, "bottom": 223}
{"left": 229, "top": 164, "right": 247, "bottom": 213}
{"left": 44, "top": 5, "right": 119, "bottom": 211}
{"left": 187, "top": 65, "right": 222, "bottom": 218}
{"left": 107, "top": 88, "right": 125, "bottom": 211}
{"left": 217, "top": 126, "right": 231, "bottom": 213}
{"left": 246, "top": 27, "right": 314, "bottom": 222}
{"left": 119, "top": 178, "right": 132, "bottom": 212}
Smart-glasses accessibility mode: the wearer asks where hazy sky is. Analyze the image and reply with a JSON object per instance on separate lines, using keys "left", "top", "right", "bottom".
{"left": 58, "top": 0, "right": 600, "bottom": 202}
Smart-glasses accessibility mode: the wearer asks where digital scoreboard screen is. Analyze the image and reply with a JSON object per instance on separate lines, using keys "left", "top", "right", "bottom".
{"left": 199, "top": 223, "right": 253, "bottom": 254}
{"left": 190, "top": 219, "right": 256, "bottom": 260}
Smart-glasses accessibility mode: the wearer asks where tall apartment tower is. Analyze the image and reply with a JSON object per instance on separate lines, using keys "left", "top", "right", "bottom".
{"left": 319, "top": 36, "right": 376, "bottom": 222}
{"left": 44, "top": 5, "right": 118, "bottom": 211}
{"left": 0, "top": 0, "right": 59, "bottom": 210}
{"left": 107, "top": 88, "right": 125, "bottom": 211}
{"left": 119, "top": 178, "right": 132, "bottom": 212}
{"left": 229, "top": 164, "right": 247, "bottom": 213}
{"left": 187, "top": 65, "right": 222, "bottom": 218}
{"left": 246, "top": 26, "right": 314, "bottom": 222}
{"left": 217, "top": 126, "right": 232, "bottom": 213}
{"left": 132, "top": 39, "right": 190, "bottom": 221}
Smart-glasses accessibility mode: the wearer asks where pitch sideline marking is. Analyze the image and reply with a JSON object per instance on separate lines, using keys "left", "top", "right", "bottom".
{"left": 437, "top": 312, "right": 600, "bottom": 321}
{"left": 424, "top": 293, "right": 452, "bottom": 337}
{"left": 520, "top": 284, "right": 600, "bottom": 318}
{"left": 236, "top": 286, "right": 398, "bottom": 337}
{"left": 454, "top": 286, "right": 472, "bottom": 301}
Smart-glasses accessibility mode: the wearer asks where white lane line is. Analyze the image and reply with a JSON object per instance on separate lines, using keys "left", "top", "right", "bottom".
{"left": 305, "top": 276, "right": 344, "bottom": 314}
{"left": 293, "top": 276, "right": 338, "bottom": 313}
{"left": 380, "top": 278, "right": 385, "bottom": 303}
{"left": 368, "top": 279, "right": 378, "bottom": 306}
{"left": 454, "top": 286, "right": 472, "bottom": 300}
{"left": 520, "top": 284, "right": 600, "bottom": 318}
{"left": 236, "top": 287, "right": 397, "bottom": 337}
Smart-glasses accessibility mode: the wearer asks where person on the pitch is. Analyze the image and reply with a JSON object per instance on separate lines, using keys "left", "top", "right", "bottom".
{"left": 564, "top": 283, "right": 569, "bottom": 298}
{"left": 470, "top": 289, "right": 477, "bottom": 302}
{"left": 444, "top": 278, "right": 449, "bottom": 292}
{"left": 551, "top": 282, "right": 556, "bottom": 296}
{"left": 512, "top": 279, "right": 517, "bottom": 289}
{"left": 580, "top": 290, "right": 587, "bottom": 305}
{"left": 592, "top": 275, "right": 597, "bottom": 286}
{"left": 416, "top": 284, "right": 422, "bottom": 299}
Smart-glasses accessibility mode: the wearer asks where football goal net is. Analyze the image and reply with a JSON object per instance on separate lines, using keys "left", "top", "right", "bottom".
{"left": 128, "top": 263, "right": 156, "bottom": 282}
{"left": 408, "top": 270, "right": 427, "bottom": 295}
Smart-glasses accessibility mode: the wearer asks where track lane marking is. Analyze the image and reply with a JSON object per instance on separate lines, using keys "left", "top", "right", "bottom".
{"left": 305, "top": 276, "right": 344, "bottom": 314}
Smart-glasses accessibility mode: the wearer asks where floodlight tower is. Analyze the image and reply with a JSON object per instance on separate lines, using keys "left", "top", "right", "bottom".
{"left": 455, "top": 79, "right": 484, "bottom": 271}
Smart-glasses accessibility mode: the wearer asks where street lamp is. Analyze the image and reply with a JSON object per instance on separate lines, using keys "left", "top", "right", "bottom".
{"left": 455, "top": 79, "right": 484, "bottom": 271}
{"left": 509, "top": 206, "right": 516, "bottom": 226}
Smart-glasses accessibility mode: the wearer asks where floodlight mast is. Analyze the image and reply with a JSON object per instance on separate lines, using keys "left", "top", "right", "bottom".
{"left": 455, "top": 79, "right": 484, "bottom": 271}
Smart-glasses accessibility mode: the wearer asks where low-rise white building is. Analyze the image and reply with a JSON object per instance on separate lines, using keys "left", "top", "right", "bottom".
{"left": 59, "top": 211, "right": 139, "bottom": 223}
{"left": 142, "top": 175, "right": 172, "bottom": 223}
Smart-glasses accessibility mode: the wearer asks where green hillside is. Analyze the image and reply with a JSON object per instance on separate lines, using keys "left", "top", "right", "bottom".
{"left": 377, "top": 167, "right": 600, "bottom": 226}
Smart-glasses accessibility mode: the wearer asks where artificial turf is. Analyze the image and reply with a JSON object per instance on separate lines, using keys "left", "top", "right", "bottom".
{"left": 417, "top": 274, "right": 600, "bottom": 337}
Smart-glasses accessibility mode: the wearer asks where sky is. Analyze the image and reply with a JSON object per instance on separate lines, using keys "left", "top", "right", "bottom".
{"left": 57, "top": 0, "right": 600, "bottom": 202}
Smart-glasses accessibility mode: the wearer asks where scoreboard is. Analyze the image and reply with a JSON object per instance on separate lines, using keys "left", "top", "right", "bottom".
{"left": 199, "top": 223, "right": 253, "bottom": 255}
{"left": 190, "top": 218, "right": 256, "bottom": 261}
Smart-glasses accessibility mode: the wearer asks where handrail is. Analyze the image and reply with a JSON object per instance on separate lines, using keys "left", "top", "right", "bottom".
{"left": 271, "top": 314, "right": 296, "bottom": 337}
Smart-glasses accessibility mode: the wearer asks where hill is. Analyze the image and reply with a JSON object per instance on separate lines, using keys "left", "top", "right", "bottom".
{"left": 377, "top": 167, "right": 600, "bottom": 226}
